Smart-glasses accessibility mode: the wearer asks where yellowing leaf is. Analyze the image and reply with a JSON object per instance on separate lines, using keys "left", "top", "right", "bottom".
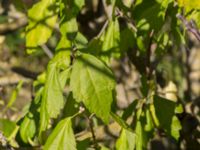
{"left": 177, "top": 0, "right": 200, "bottom": 12}
{"left": 26, "top": 0, "right": 58, "bottom": 54}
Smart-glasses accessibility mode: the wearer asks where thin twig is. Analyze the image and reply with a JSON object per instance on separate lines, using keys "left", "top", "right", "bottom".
{"left": 116, "top": 8, "right": 137, "bottom": 32}
{"left": 146, "top": 30, "right": 154, "bottom": 80}
{"left": 177, "top": 14, "right": 200, "bottom": 41}
{"left": 96, "top": 20, "right": 109, "bottom": 38}
{"left": 40, "top": 44, "right": 54, "bottom": 58}
{"left": 87, "top": 114, "right": 99, "bottom": 149}
{"left": 102, "top": 0, "right": 112, "bottom": 19}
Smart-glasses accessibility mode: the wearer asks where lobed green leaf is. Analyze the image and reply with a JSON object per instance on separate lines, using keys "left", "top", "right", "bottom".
{"left": 70, "top": 53, "right": 116, "bottom": 123}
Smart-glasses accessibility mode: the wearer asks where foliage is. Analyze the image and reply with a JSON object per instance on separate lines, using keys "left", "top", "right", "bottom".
{"left": 0, "top": 0, "right": 200, "bottom": 149}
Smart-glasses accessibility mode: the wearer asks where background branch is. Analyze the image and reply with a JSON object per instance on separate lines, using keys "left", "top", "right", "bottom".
{"left": 177, "top": 14, "right": 200, "bottom": 42}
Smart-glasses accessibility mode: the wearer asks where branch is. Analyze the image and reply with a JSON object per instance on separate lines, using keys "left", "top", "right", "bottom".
{"left": 116, "top": 8, "right": 137, "bottom": 32}
{"left": 40, "top": 44, "right": 54, "bottom": 58}
{"left": 146, "top": 30, "right": 154, "bottom": 80}
{"left": 75, "top": 121, "right": 121, "bottom": 141}
{"left": 96, "top": 20, "right": 108, "bottom": 38}
{"left": 87, "top": 114, "right": 99, "bottom": 149}
{"left": 176, "top": 14, "right": 200, "bottom": 42}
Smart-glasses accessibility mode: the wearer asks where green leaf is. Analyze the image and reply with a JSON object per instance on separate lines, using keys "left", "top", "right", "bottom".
{"left": 101, "top": 18, "right": 120, "bottom": 62}
{"left": 56, "top": 36, "right": 72, "bottom": 52}
{"left": 122, "top": 100, "right": 138, "bottom": 120}
{"left": 135, "top": 120, "right": 145, "bottom": 150}
{"left": 39, "top": 96, "right": 49, "bottom": 137}
{"left": 63, "top": 92, "right": 79, "bottom": 118}
{"left": 110, "top": 112, "right": 134, "bottom": 132}
{"left": 187, "top": 10, "right": 200, "bottom": 28}
{"left": 153, "top": 95, "right": 181, "bottom": 140}
{"left": 77, "top": 138, "right": 90, "bottom": 150}
{"left": 100, "top": 146, "right": 110, "bottom": 150}
{"left": 134, "top": 109, "right": 149, "bottom": 150}
{"left": 59, "top": 67, "right": 72, "bottom": 89}
{"left": 59, "top": 1, "right": 79, "bottom": 41}
{"left": 6, "top": 80, "right": 23, "bottom": 109}
{"left": 51, "top": 50, "right": 71, "bottom": 70}
{"left": 0, "top": 119, "right": 16, "bottom": 138}
{"left": 74, "top": 0, "right": 85, "bottom": 10}
{"left": 74, "top": 32, "right": 88, "bottom": 50}
{"left": 44, "top": 118, "right": 77, "bottom": 150}
{"left": 40, "top": 51, "right": 71, "bottom": 133}
{"left": 87, "top": 38, "right": 102, "bottom": 55}
{"left": 120, "top": 28, "right": 135, "bottom": 53}
{"left": 133, "top": 0, "right": 169, "bottom": 32}
{"left": 144, "top": 109, "right": 154, "bottom": 132}
{"left": 39, "top": 65, "right": 62, "bottom": 133}
{"left": 43, "top": 63, "right": 64, "bottom": 118}
{"left": 177, "top": 0, "right": 200, "bottom": 12}
{"left": 26, "top": 0, "right": 58, "bottom": 54}
{"left": 19, "top": 112, "right": 36, "bottom": 143}
{"left": 116, "top": 129, "right": 135, "bottom": 150}
{"left": 70, "top": 53, "right": 116, "bottom": 123}
{"left": 60, "top": 16, "right": 78, "bottom": 41}
{"left": 175, "top": 104, "right": 184, "bottom": 114}
{"left": 154, "top": 95, "right": 176, "bottom": 126}
{"left": 19, "top": 87, "right": 42, "bottom": 144}
{"left": 171, "top": 116, "right": 182, "bottom": 140}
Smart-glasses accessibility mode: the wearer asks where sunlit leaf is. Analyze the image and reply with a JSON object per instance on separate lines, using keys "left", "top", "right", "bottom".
{"left": 19, "top": 87, "right": 42, "bottom": 143}
{"left": 59, "top": 0, "right": 79, "bottom": 41}
{"left": 39, "top": 51, "right": 71, "bottom": 133}
{"left": 74, "top": 0, "right": 85, "bottom": 10}
{"left": 0, "top": 119, "right": 16, "bottom": 138}
{"left": 187, "top": 10, "right": 200, "bottom": 28}
{"left": 59, "top": 67, "right": 72, "bottom": 89}
{"left": 19, "top": 112, "right": 36, "bottom": 143}
{"left": 74, "top": 32, "right": 88, "bottom": 49}
{"left": 133, "top": 0, "right": 169, "bottom": 32}
{"left": 116, "top": 129, "right": 135, "bottom": 150}
{"left": 26, "top": 0, "right": 58, "bottom": 54}
{"left": 100, "top": 146, "right": 110, "bottom": 150}
{"left": 177, "top": 0, "right": 200, "bottom": 12}
{"left": 70, "top": 53, "right": 116, "bottom": 123}
{"left": 134, "top": 109, "right": 149, "bottom": 150}
{"left": 101, "top": 18, "right": 120, "bottom": 62}
{"left": 171, "top": 116, "right": 182, "bottom": 140}
{"left": 43, "top": 63, "right": 64, "bottom": 118}
{"left": 44, "top": 118, "right": 77, "bottom": 150}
